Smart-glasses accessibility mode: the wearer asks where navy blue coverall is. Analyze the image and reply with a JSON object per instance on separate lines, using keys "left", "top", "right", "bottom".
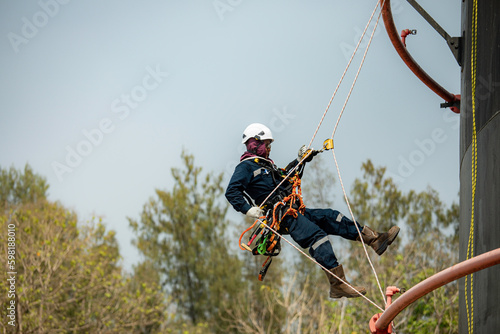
{"left": 225, "top": 156, "right": 363, "bottom": 270}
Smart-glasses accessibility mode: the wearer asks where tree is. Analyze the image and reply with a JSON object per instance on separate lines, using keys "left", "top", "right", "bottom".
{"left": 344, "top": 160, "right": 459, "bottom": 333}
{"left": 224, "top": 158, "right": 459, "bottom": 333}
{"left": 129, "top": 151, "right": 244, "bottom": 332}
{"left": 0, "top": 164, "right": 48, "bottom": 208}
{"left": 0, "top": 165, "right": 166, "bottom": 333}
{"left": 222, "top": 219, "right": 287, "bottom": 334}
{"left": 292, "top": 155, "right": 344, "bottom": 330}
{"left": 124, "top": 152, "right": 459, "bottom": 333}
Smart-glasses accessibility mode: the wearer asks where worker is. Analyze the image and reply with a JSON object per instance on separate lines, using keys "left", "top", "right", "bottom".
{"left": 225, "top": 123, "right": 400, "bottom": 298}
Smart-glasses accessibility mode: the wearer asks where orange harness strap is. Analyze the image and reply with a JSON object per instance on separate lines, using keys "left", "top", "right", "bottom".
{"left": 238, "top": 172, "right": 306, "bottom": 281}
{"left": 239, "top": 173, "right": 305, "bottom": 251}
{"left": 272, "top": 174, "right": 305, "bottom": 226}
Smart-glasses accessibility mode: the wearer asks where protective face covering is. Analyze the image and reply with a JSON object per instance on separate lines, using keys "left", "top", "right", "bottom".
{"left": 241, "top": 138, "right": 270, "bottom": 160}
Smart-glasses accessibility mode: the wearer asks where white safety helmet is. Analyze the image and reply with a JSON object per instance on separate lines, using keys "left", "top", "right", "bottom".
{"left": 242, "top": 123, "right": 274, "bottom": 144}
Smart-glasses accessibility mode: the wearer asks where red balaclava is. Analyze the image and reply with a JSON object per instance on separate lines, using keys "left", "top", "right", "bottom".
{"left": 240, "top": 138, "right": 270, "bottom": 161}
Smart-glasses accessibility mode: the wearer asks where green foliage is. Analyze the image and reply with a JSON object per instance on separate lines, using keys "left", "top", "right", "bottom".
{"left": 344, "top": 160, "right": 459, "bottom": 333}
{"left": 0, "top": 156, "right": 460, "bottom": 333}
{"left": 221, "top": 239, "right": 287, "bottom": 334}
{"left": 0, "top": 164, "right": 48, "bottom": 208}
{"left": 130, "top": 151, "right": 244, "bottom": 332}
{"left": 0, "top": 165, "right": 166, "bottom": 333}
{"left": 223, "top": 158, "right": 458, "bottom": 333}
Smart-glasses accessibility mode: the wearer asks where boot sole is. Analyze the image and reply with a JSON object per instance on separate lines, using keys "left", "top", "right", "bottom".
{"left": 330, "top": 291, "right": 367, "bottom": 298}
{"left": 387, "top": 226, "right": 400, "bottom": 246}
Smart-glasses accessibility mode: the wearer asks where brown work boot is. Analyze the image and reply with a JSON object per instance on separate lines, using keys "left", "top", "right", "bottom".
{"left": 357, "top": 226, "right": 400, "bottom": 256}
{"left": 324, "top": 264, "right": 366, "bottom": 298}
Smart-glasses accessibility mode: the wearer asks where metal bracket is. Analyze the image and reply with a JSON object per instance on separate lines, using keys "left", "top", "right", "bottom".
{"left": 440, "top": 99, "right": 460, "bottom": 114}
{"left": 406, "top": 0, "right": 462, "bottom": 66}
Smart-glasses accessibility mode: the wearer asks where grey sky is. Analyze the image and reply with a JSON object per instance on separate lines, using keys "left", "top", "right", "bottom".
{"left": 0, "top": 0, "right": 461, "bottom": 269}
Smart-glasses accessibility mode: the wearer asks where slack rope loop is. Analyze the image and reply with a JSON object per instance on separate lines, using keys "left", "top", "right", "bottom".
{"left": 239, "top": 219, "right": 260, "bottom": 251}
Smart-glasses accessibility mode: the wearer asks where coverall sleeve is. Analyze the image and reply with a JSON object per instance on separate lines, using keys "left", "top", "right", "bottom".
{"left": 225, "top": 162, "right": 253, "bottom": 214}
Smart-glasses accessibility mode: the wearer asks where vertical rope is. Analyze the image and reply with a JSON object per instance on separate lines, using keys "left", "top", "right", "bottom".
{"left": 465, "top": 0, "right": 478, "bottom": 333}
{"left": 260, "top": 0, "right": 382, "bottom": 209}
{"left": 307, "top": 0, "right": 382, "bottom": 149}
{"left": 328, "top": 4, "right": 388, "bottom": 305}
{"left": 251, "top": 0, "right": 386, "bottom": 312}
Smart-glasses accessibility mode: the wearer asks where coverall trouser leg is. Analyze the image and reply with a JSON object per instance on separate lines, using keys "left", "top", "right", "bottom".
{"left": 282, "top": 208, "right": 363, "bottom": 269}
{"left": 304, "top": 208, "right": 362, "bottom": 241}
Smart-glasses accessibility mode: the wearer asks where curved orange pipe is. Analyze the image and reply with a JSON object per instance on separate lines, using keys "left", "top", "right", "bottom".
{"left": 381, "top": 0, "right": 460, "bottom": 111}
{"left": 375, "top": 248, "right": 500, "bottom": 331}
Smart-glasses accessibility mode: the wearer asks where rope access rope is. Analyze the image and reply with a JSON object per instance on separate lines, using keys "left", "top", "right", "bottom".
{"left": 465, "top": 0, "right": 478, "bottom": 332}
{"left": 304, "top": 0, "right": 388, "bottom": 304}
{"left": 252, "top": 216, "right": 385, "bottom": 312}
{"left": 249, "top": 0, "right": 387, "bottom": 312}
{"left": 259, "top": 0, "right": 383, "bottom": 210}
{"left": 326, "top": 2, "right": 388, "bottom": 306}
{"left": 307, "top": 0, "right": 383, "bottom": 149}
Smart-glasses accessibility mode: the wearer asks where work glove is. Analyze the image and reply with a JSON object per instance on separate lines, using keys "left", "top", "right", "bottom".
{"left": 246, "top": 207, "right": 264, "bottom": 219}
{"left": 297, "top": 145, "right": 318, "bottom": 162}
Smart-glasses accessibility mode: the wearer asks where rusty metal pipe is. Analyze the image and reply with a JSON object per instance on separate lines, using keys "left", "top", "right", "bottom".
{"left": 381, "top": 0, "right": 458, "bottom": 105}
{"left": 375, "top": 248, "right": 500, "bottom": 330}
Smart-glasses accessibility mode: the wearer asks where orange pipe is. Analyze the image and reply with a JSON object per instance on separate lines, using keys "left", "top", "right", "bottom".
{"left": 381, "top": 0, "right": 459, "bottom": 107}
{"left": 375, "top": 248, "right": 500, "bottom": 331}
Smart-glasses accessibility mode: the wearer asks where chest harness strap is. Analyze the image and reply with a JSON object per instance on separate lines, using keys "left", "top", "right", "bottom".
{"left": 239, "top": 170, "right": 305, "bottom": 281}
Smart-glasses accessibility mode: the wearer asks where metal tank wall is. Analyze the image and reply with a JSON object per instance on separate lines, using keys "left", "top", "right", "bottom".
{"left": 459, "top": 0, "right": 500, "bottom": 332}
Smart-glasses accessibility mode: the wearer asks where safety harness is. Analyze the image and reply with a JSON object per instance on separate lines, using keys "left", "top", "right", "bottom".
{"left": 238, "top": 139, "right": 333, "bottom": 281}
{"left": 239, "top": 169, "right": 305, "bottom": 281}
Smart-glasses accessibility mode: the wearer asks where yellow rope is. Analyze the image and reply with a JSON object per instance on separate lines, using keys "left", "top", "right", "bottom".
{"left": 465, "top": 0, "right": 478, "bottom": 333}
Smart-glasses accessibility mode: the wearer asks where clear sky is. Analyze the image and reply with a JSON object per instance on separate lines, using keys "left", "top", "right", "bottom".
{"left": 0, "top": 0, "right": 462, "bottom": 270}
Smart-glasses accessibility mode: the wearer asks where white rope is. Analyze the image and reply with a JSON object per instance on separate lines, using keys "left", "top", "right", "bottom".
{"left": 260, "top": 0, "right": 382, "bottom": 213}
{"left": 254, "top": 217, "right": 385, "bottom": 312}
{"left": 252, "top": 0, "right": 388, "bottom": 310}
{"left": 307, "top": 0, "right": 383, "bottom": 149}
{"left": 332, "top": 148, "right": 387, "bottom": 305}
{"left": 327, "top": 1, "right": 388, "bottom": 305}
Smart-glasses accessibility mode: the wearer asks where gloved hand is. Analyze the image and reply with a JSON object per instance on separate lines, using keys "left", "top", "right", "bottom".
{"left": 297, "top": 145, "right": 318, "bottom": 162}
{"left": 246, "top": 207, "right": 264, "bottom": 219}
